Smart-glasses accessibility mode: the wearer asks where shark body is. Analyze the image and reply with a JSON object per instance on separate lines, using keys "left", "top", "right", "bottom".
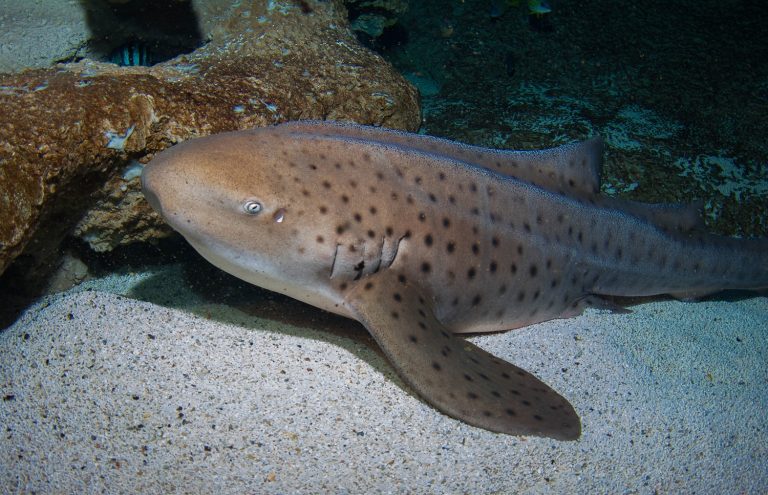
{"left": 141, "top": 121, "right": 767, "bottom": 440}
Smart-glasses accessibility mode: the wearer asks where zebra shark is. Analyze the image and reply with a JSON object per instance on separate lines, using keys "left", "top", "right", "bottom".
{"left": 141, "top": 120, "right": 767, "bottom": 440}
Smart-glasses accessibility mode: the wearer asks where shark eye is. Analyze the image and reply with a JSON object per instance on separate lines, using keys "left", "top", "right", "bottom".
{"left": 243, "top": 200, "right": 263, "bottom": 215}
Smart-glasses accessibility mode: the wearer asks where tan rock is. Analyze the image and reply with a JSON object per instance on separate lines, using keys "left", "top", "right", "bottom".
{"left": 0, "top": 0, "right": 420, "bottom": 277}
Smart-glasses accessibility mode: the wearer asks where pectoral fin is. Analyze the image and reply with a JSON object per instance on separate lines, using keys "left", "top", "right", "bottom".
{"left": 345, "top": 271, "right": 581, "bottom": 440}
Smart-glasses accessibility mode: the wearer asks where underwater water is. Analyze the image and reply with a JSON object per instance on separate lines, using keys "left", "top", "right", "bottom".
{"left": 1, "top": 0, "right": 767, "bottom": 493}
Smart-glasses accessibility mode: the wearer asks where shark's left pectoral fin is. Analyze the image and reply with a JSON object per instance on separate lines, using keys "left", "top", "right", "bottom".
{"left": 344, "top": 271, "right": 581, "bottom": 440}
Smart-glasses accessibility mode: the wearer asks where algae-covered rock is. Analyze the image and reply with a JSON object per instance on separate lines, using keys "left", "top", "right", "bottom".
{"left": 345, "top": 0, "right": 409, "bottom": 37}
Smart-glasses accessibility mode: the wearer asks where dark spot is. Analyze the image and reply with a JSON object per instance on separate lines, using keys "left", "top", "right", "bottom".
{"left": 418, "top": 212, "right": 426, "bottom": 222}
{"left": 467, "top": 268, "right": 476, "bottom": 279}
{"left": 446, "top": 242, "right": 456, "bottom": 254}
{"left": 341, "top": 194, "right": 349, "bottom": 203}
{"left": 302, "top": 189, "right": 310, "bottom": 197}
{"left": 517, "top": 291, "right": 525, "bottom": 302}
{"left": 491, "top": 236, "right": 500, "bottom": 247}
{"left": 418, "top": 321, "right": 427, "bottom": 330}
{"left": 391, "top": 311, "right": 400, "bottom": 319}
{"left": 432, "top": 361, "right": 441, "bottom": 370}
{"left": 364, "top": 282, "right": 374, "bottom": 290}
{"left": 471, "top": 207, "right": 480, "bottom": 216}
{"left": 442, "top": 217, "right": 451, "bottom": 228}
{"left": 482, "top": 411, "right": 492, "bottom": 417}
{"left": 523, "top": 222, "right": 531, "bottom": 233}
{"left": 510, "top": 263, "right": 518, "bottom": 274}
{"left": 322, "top": 180, "right": 331, "bottom": 189}
{"left": 336, "top": 225, "right": 345, "bottom": 234}
{"left": 339, "top": 283, "right": 348, "bottom": 290}
{"left": 429, "top": 193, "right": 437, "bottom": 203}
{"left": 470, "top": 183, "right": 478, "bottom": 192}
{"left": 424, "top": 234, "right": 434, "bottom": 247}
{"left": 385, "top": 226, "right": 394, "bottom": 236}
{"left": 491, "top": 391, "right": 501, "bottom": 398}
{"left": 438, "top": 172, "right": 446, "bottom": 181}
{"left": 375, "top": 171, "right": 384, "bottom": 180}
{"left": 309, "top": 164, "right": 317, "bottom": 170}
{"left": 471, "top": 295, "right": 481, "bottom": 306}
{"left": 464, "top": 374, "right": 473, "bottom": 382}
{"left": 448, "top": 195, "right": 456, "bottom": 204}
{"left": 499, "top": 284, "right": 507, "bottom": 295}
{"left": 398, "top": 274, "right": 407, "bottom": 284}
{"left": 529, "top": 264, "right": 538, "bottom": 277}
{"left": 533, "top": 414, "right": 543, "bottom": 421}
{"left": 471, "top": 243, "right": 480, "bottom": 255}
{"left": 393, "top": 293, "right": 402, "bottom": 302}
{"left": 517, "top": 245, "right": 524, "bottom": 255}
{"left": 467, "top": 392, "right": 479, "bottom": 400}
{"left": 316, "top": 235, "right": 324, "bottom": 243}
{"left": 367, "top": 230, "right": 376, "bottom": 238}
{"left": 506, "top": 408, "right": 517, "bottom": 417}
{"left": 369, "top": 206, "right": 377, "bottom": 215}
{"left": 489, "top": 261, "right": 497, "bottom": 273}
{"left": 421, "top": 262, "right": 431, "bottom": 273}
{"left": 362, "top": 153, "right": 371, "bottom": 162}
{"left": 353, "top": 213, "right": 362, "bottom": 222}
{"left": 408, "top": 334, "right": 417, "bottom": 342}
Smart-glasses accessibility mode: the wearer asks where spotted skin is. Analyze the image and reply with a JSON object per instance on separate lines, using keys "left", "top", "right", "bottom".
{"left": 141, "top": 120, "right": 768, "bottom": 440}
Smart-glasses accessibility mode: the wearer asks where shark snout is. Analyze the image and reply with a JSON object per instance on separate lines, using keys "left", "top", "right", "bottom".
{"left": 141, "top": 162, "right": 164, "bottom": 215}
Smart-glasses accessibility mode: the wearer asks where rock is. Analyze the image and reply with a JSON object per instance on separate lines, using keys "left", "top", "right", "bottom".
{"left": 0, "top": 0, "right": 420, "bottom": 278}
{"left": 346, "top": 0, "right": 409, "bottom": 38}
{"left": 43, "top": 251, "right": 91, "bottom": 294}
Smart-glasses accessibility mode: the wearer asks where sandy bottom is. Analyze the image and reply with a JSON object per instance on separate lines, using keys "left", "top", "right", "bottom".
{"left": 1, "top": 263, "right": 766, "bottom": 494}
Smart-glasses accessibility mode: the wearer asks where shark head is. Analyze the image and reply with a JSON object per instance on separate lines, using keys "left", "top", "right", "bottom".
{"left": 141, "top": 129, "right": 348, "bottom": 315}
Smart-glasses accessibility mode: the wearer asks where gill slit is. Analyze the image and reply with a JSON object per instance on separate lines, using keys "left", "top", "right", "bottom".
{"left": 330, "top": 243, "right": 341, "bottom": 279}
